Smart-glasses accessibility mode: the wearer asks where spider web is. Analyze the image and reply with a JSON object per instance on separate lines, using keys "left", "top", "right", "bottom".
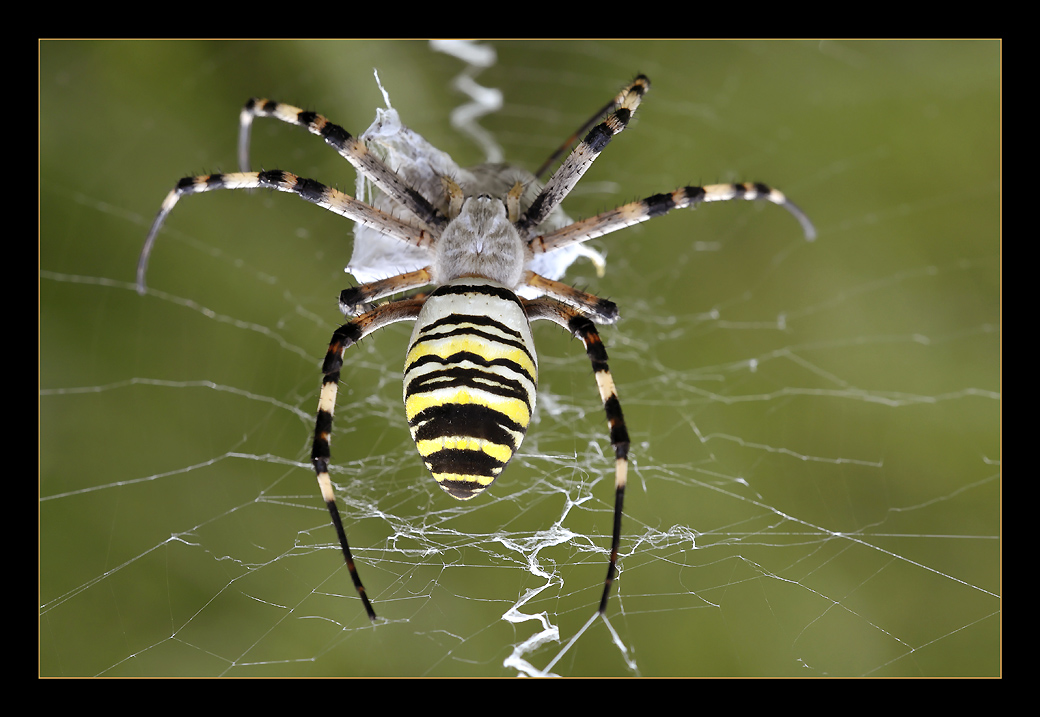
{"left": 40, "top": 40, "right": 1000, "bottom": 677}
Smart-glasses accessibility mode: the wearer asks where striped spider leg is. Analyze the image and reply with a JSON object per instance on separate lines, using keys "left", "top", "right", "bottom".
{"left": 510, "top": 75, "right": 814, "bottom": 614}
{"left": 137, "top": 73, "right": 815, "bottom": 623}
{"left": 137, "top": 168, "right": 436, "bottom": 623}
{"left": 238, "top": 97, "right": 449, "bottom": 233}
{"left": 523, "top": 296, "right": 628, "bottom": 614}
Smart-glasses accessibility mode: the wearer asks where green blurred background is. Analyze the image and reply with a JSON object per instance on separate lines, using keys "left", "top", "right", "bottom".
{"left": 40, "top": 40, "right": 999, "bottom": 676}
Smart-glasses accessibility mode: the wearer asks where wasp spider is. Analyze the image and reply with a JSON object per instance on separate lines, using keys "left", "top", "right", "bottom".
{"left": 137, "top": 75, "right": 815, "bottom": 622}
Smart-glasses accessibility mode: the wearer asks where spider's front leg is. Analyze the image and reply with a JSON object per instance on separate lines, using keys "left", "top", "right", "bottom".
{"left": 136, "top": 171, "right": 436, "bottom": 294}
{"left": 238, "top": 98, "right": 449, "bottom": 233}
{"left": 313, "top": 296, "right": 425, "bottom": 621}
{"left": 529, "top": 182, "right": 816, "bottom": 260}
{"left": 517, "top": 75, "right": 650, "bottom": 236}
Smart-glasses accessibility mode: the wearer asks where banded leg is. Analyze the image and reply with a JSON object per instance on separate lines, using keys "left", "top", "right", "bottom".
{"left": 525, "top": 297, "right": 630, "bottom": 614}
{"left": 534, "top": 75, "right": 654, "bottom": 180}
{"left": 529, "top": 182, "right": 817, "bottom": 260}
{"left": 239, "top": 98, "right": 448, "bottom": 232}
{"left": 338, "top": 268, "right": 433, "bottom": 316}
{"left": 523, "top": 270, "right": 619, "bottom": 324}
{"left": 516, "top": 75, "right": 650, "bottom": 237}
{"left": 313, "top": 297, "right": 426, "bottom": 621}
{"left": 136, "top": 170, "right": 437, "bottom": 294}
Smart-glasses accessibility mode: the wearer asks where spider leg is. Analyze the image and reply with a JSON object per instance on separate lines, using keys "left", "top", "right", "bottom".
{"left": 524, "top": 270, "right": 619, "bottom": 324}
{"left": 239, "top": 99, "right": 449, "bottom": 232}
{"left": 338, "top": 268, "right": 433, "bottom": 316}
{"left": 529, "top": 182, "right": 817, "bottom": 260}
{"left": 533, "top": 78, "right": 641, "bottom": 181}
{"left": 525, "top": 297, "right": 630, "bottom": 615}
{"left": 136, "top": 171, "right": 437, "bottom": 294}
{"left": 516, "top": 75, "right": 650, "bottom": 237}
{"left": 314, "top": 296, "right": 427, "bottom": 621}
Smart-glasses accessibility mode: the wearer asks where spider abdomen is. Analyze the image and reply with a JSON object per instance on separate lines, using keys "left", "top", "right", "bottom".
{"left": 403, "top": 278, "right": 538, "bottom": 500}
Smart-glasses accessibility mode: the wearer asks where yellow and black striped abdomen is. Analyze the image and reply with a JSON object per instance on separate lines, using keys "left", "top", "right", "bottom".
{"left": 404, "top": 278, "right": 537, "bottom": 500}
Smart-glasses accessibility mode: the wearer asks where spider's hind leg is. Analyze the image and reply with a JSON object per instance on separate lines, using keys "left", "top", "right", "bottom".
{"left": 525, "top": 297, "right": 630, "bottom": 614}
{"left": 313, "top": 296, "right": 427, "bottom": 621}
{"left": 523, "top": 271, "right": 619, "bottom": 324}
{"left": 338, "top": 268, "right": 434, "bottom": 316}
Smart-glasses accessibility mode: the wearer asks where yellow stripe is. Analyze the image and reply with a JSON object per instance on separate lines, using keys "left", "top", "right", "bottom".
{"left": 415, "top": 436, "right": 514, "bottom": 463}
{"left": 405, "top": 386, "right": 531, "bottom": 426}
{"left": 405, "top": 334, "right": 536, "bottom": 380}
{"left": 433, "top": 472, "right": 499, "bottom": 487}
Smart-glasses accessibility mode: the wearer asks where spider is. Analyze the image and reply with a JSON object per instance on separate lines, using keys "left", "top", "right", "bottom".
{"left": 137, "top": 74, "right": 815, "bottom": 622}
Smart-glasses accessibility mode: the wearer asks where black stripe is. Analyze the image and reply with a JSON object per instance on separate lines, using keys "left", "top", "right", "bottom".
{"left": 411, "top": 403, "right": 524, "bottom": 446}
{"left": 604, "top": 395, "right": 630, "bottom": 448}
{"left": 520, "top": 193, "right": 549, "bottom": 232}
{"left": 320, "top": 121, "right": 353, "bottom": 149}
{"left": 315, "top": 409, "right": 334, "bottom": 436}
{"left": 405, "top": 365, "right": 531, "bottom": 406}
{"left": 588, "top": 349, "right": 609, "bottom": 373}
{"left": 568, "top": 313, "right": 593, "bottom": 336}
{"left": 257, "top": 169, "right": 287, "bottom": 188}
{"left": 570, "top": 317, "right": 610, "bottom": 371}
{"left": 594, "top": 297, "right": 619, "bottom": 322}
{"left": 421, "top": 312, "right": 526, "bottom": 339}
{"left": 411, "top": 324, "right": 535, "bottom": 364}
{"left": 293, "top": 176, "right": 327, "bottom": 203}
{"left": 683, "top": 186, "right": 706, "bottom": 205}
{"left": 331, "top": 322, "right": 363, "bottom": 344}
{"left": 407, "top": 350, "right": 535, "bottom": 385}
{"left": 176, "top": 176, "right": 198, "bottom": 192}
{"left": 322, "top": 323, "right": 362, "bottom": 373}
{"left": 430, "top": 282, "right": 526, "bottom": 310}
{"left": 584, "top": 123, "right": 615, "bottom": 154}
{"left": 312, "top": 408, "right": 334, "bottom": 472}
{"left": 644, "top": 192, "right": 677, "bottom": 217}
{"left": 426, "top": 448, "right": 506, "bottom": 478}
